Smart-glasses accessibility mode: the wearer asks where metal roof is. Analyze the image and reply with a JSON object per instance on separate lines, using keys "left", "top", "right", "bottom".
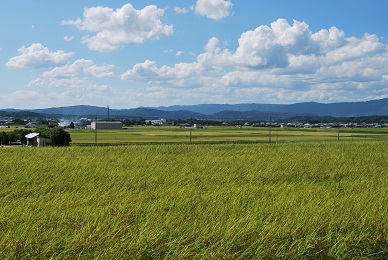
{"left": 25, "top": 132, "right": 40, "bottom": 139}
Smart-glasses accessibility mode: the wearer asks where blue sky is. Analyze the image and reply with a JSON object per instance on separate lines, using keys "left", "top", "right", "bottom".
{"left": 1, "top": 0, "right": 387, "bottom": 109}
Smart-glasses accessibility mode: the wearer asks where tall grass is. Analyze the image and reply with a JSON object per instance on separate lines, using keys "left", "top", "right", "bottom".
{"left": 0, "top": 141, "right": 387, "bottom": 258}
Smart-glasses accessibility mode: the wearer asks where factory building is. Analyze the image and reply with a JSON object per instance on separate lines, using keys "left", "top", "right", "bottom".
{"left": 90, "top": 121, "right": 123, "bottom": 130}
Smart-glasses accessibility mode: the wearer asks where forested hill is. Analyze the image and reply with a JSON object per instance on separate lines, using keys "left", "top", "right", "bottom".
{"left": 155, "top": 98, "right": 388, "bottom": 116}
{"left": 2, "top": 98, "right": 387, "bottom": 120}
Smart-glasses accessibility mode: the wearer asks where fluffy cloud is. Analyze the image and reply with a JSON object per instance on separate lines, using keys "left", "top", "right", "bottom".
{"left": 29, "top": 59, "right": 114, "bottom": 91}
{"left": 121, "top": 37, "right": 224, "bottom": 83}
{"left": 175, "top": 51, "right": 184, "bottom": 56}
{"left": 174, "top": 7, "right": 189, "bottom": 14}
{"left": 62, "top": 3, "right": 173, "bottom": 52}
{"left": 195, "top": 0, "right": 233, "bottom": 20}
{"left": 121, "top": 60, "right": 159, "bottom": 80}
{"left": 6, "top": 43, "right": 74, "bottom": 68}
{"left": 121, "top": 18, "right": 388, "bottom": 103}
{"left": 64, "top": 36, "right": 74, "bottom": 42}
{"left": 42, "top": 59, "right": 114, "bottom": 79}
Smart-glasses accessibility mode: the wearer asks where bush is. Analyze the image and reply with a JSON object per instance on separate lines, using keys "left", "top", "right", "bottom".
{"left": 35, "top": 127, "right": 71, "bottom": 146}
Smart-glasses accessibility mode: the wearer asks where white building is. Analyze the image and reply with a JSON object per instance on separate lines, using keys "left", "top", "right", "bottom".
{"left": 145, "top": 119, "right": 174, "bottom": 126}
{"left": 90, "top": 121, "right": 123, "bottom": 130}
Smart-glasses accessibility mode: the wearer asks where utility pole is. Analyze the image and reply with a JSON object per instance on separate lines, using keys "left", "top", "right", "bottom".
{"left": 337, "top": 121, "right": 340, "bottom": 141}
{"left": 95, "top": 115, "right": 97, "bottom": 146}
{"left": 269, "top": 116, "right": 272, "bottom": 143}
{"left": 190, "top": 116, "right": 193, "bottom": 144}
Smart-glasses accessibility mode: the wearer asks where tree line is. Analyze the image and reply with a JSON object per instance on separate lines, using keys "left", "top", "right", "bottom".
{"left": 0, "top": 127, "right": 71, "bottom": 146}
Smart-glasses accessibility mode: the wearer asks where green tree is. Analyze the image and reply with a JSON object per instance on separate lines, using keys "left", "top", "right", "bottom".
{"left": 12, "top": 118, "right": 25, "bottom": 125}
{"left": 0, "top": 131, "right": 9, "bottom": 145}
{"left": 35, "top": 127, "right": 72, "bottom": 146}
{"left": 6, "top": 129, "right": 32, "bottom": 144}
{"left": 49, "top": 128, "right": 71, "bottom": 146}
{"left": 69, "top": 122, "right": 75, "bottom": 129}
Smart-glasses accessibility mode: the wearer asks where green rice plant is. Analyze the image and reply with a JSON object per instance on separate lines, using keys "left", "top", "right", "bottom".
{"left": 68, "top": 126, "right": 388, "bottom": 145}
{"left": 0, "top": 141, "right": 387, "bottom": 258}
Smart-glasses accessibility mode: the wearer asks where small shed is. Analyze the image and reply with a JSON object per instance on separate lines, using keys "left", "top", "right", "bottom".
{"left": 25, "top": 132, "right": 51, "bottom": 147}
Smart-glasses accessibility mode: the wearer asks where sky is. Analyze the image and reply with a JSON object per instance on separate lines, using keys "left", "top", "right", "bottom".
{"left": 1, "top": 0, "right": 387, "bottom": 109}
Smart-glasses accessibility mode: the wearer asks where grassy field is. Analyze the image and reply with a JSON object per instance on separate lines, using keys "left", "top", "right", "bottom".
{"left": 0, "top": 141, "right": 387, "bottom": 258}
{"left": 67, "top": 126, "right": 388, "bottom": 145}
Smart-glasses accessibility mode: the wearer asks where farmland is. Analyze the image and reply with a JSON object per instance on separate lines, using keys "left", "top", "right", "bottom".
{"left": 68, "top": 126, "right": 388, "bottom": 145}
{"left": 0, "top": 139, "right": 387, "bottom": 258}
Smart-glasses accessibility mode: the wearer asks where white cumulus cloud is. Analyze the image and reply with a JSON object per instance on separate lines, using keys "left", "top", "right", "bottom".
{"left": 121, "top": 18, "right": 388, "bottom": 103}
{"left": 6, "top": 43, "right": 74, "bottom": 68}
{"left": 195, "top": 0, "right": 233, "bottom": 20}
{"left": 42, "top": 59, "right": 114, "bottom": 79}
{"left": 61, "top": 3, "right": 173, "bottom": 52}
{"left": 29, "top": 59, "right": 114, "bottom": 91}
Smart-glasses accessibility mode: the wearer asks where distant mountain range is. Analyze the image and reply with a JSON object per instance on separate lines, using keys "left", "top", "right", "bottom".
{"left": 1, "top": 98, "right": 387, "bottom": 120}
{"left": 154, "top": 98, "right": 388, "bottom": 116}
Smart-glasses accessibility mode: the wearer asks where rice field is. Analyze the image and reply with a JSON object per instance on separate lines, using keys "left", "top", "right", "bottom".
{"left": 68, "top": 126, "right": 388, "bottom": 145}
{"left": 0, "top": 140, "right": 387, "bottom": 258}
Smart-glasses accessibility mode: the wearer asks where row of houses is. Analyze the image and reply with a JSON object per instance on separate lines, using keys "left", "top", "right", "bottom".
{"left": 72, "top": 118, "right": 172, "bottom": 128}
{"left": 12, "top": 116, "right": 388, "bottom": 131}
{"left": 249, "top": 122, "right": 388, "bottom": 128}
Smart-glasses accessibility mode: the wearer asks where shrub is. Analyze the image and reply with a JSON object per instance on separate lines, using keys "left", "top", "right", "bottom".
{"left": 35, "top": 127, "right": 72, "bottom": 146}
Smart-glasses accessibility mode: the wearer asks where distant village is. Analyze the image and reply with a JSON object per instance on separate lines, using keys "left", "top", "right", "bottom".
{"left": 1, "top": 115, "right": 388, "bottom": 130}
{"left": 1, "top": 114, "right": 387, "bottom": 147}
